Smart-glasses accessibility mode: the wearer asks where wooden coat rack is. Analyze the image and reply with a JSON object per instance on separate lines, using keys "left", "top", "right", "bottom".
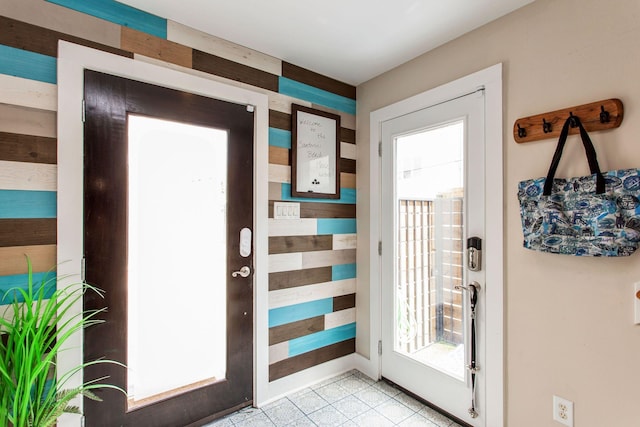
{"left": 513, "top": 98, "right": 623, "bottom": 143}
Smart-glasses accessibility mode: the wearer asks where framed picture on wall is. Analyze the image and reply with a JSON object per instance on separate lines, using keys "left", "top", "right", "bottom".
{"left": 291, "top": 104, "right": 341, "bottom": 199}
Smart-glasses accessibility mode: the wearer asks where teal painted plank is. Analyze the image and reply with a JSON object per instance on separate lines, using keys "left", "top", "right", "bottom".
{"left": 317, "top": 219, "right": 356, "bottom": 235}
{"left": 279, "top": 77, "right": 356, "bottom": 115}
{"left": 281, "top": 184, "right": 356, "bottom": 205}
{"left": 269, "top": 128, "right": 291, "bottom": 149}
{"left": 269, "top": 298, "right": 333, "bottom": 328}
{"left": 0, "top": 45, "right": 57, "bottom": 84}
{"left": 47, "top": 0, "right": 167, "bottom": 39}
{"left": 288, "top": 322, "right": 356, "bottom": 357}
{"left": 332, "top": 263, "right": 356, "bottom": 281}
{"left": 0, "top": 272, "right": 56, "bottom": 305}
{"left": 0, "top": 190, "right": 57, "bottom": 219}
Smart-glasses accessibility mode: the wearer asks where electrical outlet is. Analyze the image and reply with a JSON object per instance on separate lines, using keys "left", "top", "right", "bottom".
{"left": 553, "top": 395, "right": 574, "bottom": 426}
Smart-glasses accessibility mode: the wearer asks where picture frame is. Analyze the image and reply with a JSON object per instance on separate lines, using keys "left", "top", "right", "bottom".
{"left": 291, "top": 104, "right": 341, "bottom": 199}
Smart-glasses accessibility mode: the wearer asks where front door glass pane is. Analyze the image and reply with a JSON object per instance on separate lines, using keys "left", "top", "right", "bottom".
{"left": 394, "top": 120, "right": 465, "bottom": 381}
{"left": 127, "top": 114, "right": 228, "bottom": 407}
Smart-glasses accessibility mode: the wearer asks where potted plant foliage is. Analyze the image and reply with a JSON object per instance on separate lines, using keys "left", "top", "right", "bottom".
{"left": 0, "top": 258, "right": 122, "bottom": 427}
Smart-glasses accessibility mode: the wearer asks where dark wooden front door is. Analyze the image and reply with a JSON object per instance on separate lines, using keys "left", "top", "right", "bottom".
{"left": 83, "top": 70, "right": 254, "bottom": 426}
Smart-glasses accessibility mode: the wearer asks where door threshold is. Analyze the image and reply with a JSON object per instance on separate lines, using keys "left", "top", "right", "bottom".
{"left": 128, "top": 377, "right": 221, "bottom": 411}
{"left": 381, "top": 377, "right": 472, "bottom": 427}
{"left": 184, "top": 400, "right": 253, "bottom": 427}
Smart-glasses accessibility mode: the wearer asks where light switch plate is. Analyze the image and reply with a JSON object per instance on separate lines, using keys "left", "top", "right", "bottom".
{"left": 634, "top": 282, "right": 640, "bottom": 325}
{"left": 274, "top": 202, "right": 300, "bottom": 220}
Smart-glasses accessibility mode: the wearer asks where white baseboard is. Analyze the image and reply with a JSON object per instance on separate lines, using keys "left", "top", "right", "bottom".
{"left": 352, "top": 353, "right": 379, "bottom": 381}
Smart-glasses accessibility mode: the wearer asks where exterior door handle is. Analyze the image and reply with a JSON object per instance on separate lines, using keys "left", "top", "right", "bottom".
{"left": 232, "top": 266, "right": 251, "bottom": 278}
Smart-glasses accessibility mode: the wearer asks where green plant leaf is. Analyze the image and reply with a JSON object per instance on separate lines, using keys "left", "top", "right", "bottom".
{"left": 0, "top": 256, "right": 125, "bottom": 427}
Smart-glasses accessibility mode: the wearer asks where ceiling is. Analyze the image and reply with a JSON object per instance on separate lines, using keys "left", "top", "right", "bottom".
{"left": 119, "top": 0, "right": 534, "bottom": 86}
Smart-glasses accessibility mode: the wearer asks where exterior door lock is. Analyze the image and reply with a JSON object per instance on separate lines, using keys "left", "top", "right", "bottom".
{"left": 467, "top": 237, "right": 482, "bottom": 272}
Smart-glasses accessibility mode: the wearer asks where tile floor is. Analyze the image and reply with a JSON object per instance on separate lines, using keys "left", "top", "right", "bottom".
{"left": 205, "top": 370, "right": 463, "bottom": 427}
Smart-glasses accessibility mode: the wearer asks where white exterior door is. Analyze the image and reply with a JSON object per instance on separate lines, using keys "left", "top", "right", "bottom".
{"left": 380, "top": 90, "right": 486, "bottom": 426}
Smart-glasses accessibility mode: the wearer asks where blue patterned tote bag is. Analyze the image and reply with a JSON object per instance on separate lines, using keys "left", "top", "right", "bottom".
{"left": 518, "top": 115, "right": 640, "bottom": 256}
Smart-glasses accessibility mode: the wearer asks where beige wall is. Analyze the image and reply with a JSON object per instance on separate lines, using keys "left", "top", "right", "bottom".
{"left": 356, "top": 0, "right": 640, "bottom": 425}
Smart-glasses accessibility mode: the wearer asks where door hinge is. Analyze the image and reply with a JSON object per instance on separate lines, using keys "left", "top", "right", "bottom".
{"left": 378, "top": 340, "right": 382, "bottom": 356}
{"left": 82, "top": 99, "right": 86, "bottom": 123}
{"left": 80, "top": 416, "right": 85, "bottom": 427}
{"left": 378, "top": 241, "right": 382, "bottom": 256}
{"left": 378, "top": 141, "right": 382, "bottom": 157}
{"left": 80, "top": 257, "right": 86, "bottom": 282}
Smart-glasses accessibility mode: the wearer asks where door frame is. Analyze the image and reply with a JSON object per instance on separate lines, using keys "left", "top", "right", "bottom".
{"left": 56, "top": 41, "right": 270, "bottom": 427}
{"left": 367, "top": 64, "right": 504, "bottom": 426}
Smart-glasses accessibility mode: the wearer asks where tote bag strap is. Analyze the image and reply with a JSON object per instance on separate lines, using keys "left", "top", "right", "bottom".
{"left": 543, "top": 115, "right": 606, "bottom": 195}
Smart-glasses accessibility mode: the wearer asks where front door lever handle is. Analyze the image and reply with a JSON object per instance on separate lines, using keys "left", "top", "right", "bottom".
{"left": 232, "top": 266, "right": 251, "bottom": 278}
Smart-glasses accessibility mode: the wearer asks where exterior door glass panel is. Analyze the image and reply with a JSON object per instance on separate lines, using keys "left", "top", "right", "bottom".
{"left": 394, "top": 120, "right": 465, "bottom": 381}
{"left": 127, "top": 115, "right": 228, "bottom": 406}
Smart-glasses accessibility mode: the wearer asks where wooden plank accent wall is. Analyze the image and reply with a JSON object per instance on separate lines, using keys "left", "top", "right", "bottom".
{"left": 269, "top": 146, "right": 289, "bottom": 166}
{"left": 269, "top": 235, "right": 333, "bottom": 254}
{"left": 0, "top": 0, "right": 357, "bottom": 383}
{"left": 0, "top": 15, "right": 132, "bottom": 60}
{"left": 269, "top": 339, "right": 356, "bottom": 382}
{"left": 167, "top": 21, "right": 282, "bottom": 77}
{"left": 269, "top": 110, "right": 291, "bottom": 131}
{"left": 0, "top": 218, "right": 56, "bottom": 247}
{"left": 282, "top": 62, "right": 356, "bottom": 100}
{"left": 269, "top": 315, "right": 325, "bottom": 345}
{"left": 269, "top": 267, "right": 333, "bottom": 291}
{"left": 268, "top": 201, "right": 356, "bottom": 219}
{"left": 333, "top": 294, "right": 357, "bottom": 312}
{"left": 120, "top": 27, "right": 192, "bottom": 68}
{"left": 192, "top": 49, "right": 279, "bottom": 92}
{"left": 0, "top": 132, "right": 56, "bottom": 164}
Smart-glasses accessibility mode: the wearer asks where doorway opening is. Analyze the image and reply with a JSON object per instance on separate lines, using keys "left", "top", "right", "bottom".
{"left": 368, "top": 64, "right": 504, "bottom": 427}
{"left": 56, "top": 41, "right": 270, "bottom": 427}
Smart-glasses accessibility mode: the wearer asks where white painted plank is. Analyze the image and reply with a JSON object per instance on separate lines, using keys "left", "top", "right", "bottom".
{"left": 341, "top": 142, "right": 356, "bottom": 160}
{"left": 0, "top": 104, "right": 57, "bottom": 138}
{"left": 0, "top": 74, "right": 57, "bottom": 112}
{"left": 167, "top": 21, "right": 282, "bottom": 76}
{"left": 0, "top": 160, "right": 57, "bottom": 191}
{"left": 324, "top": 307, "right": 356, "bottom": 330}
{"left": 269, "top": 342, "right": 289, "bottom": 364}
{"left": 269, "top": 279, "right": 356, "bottom": 309}
{"left": 268, "top": 218, "right": 317, "bottom": 237}
{"left": 0, "top": 0, "right": 121, "bottom": 48}
{"left": 268, "top": 252, "right": 303, "bottom": 273}
{"left": 270, "top": 93, "right": 312, "bottom": 115}
{"left": 311, "top": 104, "right": 356, "bottom": 130}
{"left": 268, "top": 164, "right": 291, "bottom": 184}
{"left": 133, "top": 54, "right": 311, "bottom": 114}
{"left": 301, "top": 249, "right": 357, "bottom": 270}
{"left": 332, "top": 234, "right": 357, "bottom": 250}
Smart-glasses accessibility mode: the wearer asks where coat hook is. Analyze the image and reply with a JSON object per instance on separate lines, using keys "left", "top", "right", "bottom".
{"left": 600, "top": 105, "right": 610, "bottom": 124}
{"left": 517, "top": 123, "right": 526, "bottom": 138}
{"left": 568, "top": 112, "right": 578, "bottom": 128}
{"left": 542, "top": 118, "right": 552, "bottom": 133}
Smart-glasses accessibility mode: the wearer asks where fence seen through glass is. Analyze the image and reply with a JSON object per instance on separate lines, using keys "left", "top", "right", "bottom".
{"left": 394, "top": 121, "right": 465, "bottom": 380}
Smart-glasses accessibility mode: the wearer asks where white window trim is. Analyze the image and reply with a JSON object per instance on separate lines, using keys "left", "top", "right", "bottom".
{"left": 366, "top": 64, "right": 504, "bottom": 427}
{"left": 56, "top": 41, "right": 270, "bottom": 426}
